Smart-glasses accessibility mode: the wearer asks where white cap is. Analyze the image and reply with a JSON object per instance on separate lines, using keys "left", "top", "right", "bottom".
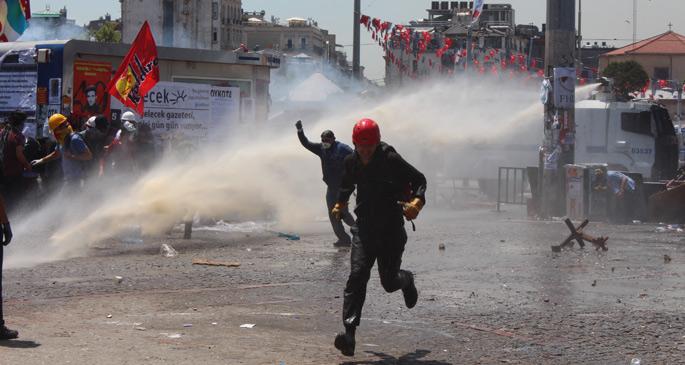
{"left": 85, "top": 116, "right": 96, "bottom": 128}
{"left": 121, "top": 111, "right": 137, "bottom": 123}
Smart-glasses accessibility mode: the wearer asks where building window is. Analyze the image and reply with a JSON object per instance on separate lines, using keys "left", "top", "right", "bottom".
{"left": 654, "top": 67, "right": 670, "bottom": 80}
{"left": 301, "top": 37, "right": 306, "bottom": 49}
{"left": 162, "top": 0, "right": 174, "bottom": 47}
{"left": 287, "top": 39, "right": 293, "bottom": 49}
{"left": 213, "top": 29, "right": 218, "bottom": 43}
{"left": 212, "top": 1, "right": 219, "bottom": 20}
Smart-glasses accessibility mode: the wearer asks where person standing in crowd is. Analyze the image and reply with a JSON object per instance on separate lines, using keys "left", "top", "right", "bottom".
{"left": 0, "top": 112, "right": 32, "bottom": 212}
{"left": 31, "top": 114, "right": 92, "bottom": 191}
{"left": 332, "top": 118, "right": 426, "bottom": 357}
{"left": 82, "top": 115, "right": 109, "bottom": 177}
{"left": 0, "top": 194, "right": 16, "bottom": 340}
{"left": 296, "top": 120, "right": 355, "bottom": 247}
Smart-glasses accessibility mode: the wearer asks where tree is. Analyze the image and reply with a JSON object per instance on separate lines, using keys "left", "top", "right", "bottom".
{"left": 91, "top": 22, "right": 121, "bottom": 43}
{"left": 602, "top": 60, "right": 649, "bottom": 101}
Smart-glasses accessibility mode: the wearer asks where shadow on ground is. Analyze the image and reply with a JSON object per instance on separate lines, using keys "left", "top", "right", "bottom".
{"left": 341, "top": 349, "right": 452, "bottom": 365}
{"left": 0, "top": 340, "right": 41, "bottom": 349}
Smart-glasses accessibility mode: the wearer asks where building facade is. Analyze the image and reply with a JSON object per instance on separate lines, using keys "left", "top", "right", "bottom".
{"left": 121, "top": 0, "right": 242, "bottom": 50}
{"left": 599, "top": 31, "right": 685, "bottom": 82}
{"left": 385, "top": 1, "right": 539, "bottom": 86}
{"left": 242, "top": 14, "right": 352, "bottom": 77}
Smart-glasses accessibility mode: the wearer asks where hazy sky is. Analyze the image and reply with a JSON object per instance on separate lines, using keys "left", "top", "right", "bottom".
{"left": 31, "top": 0, "right": 684, "bottom": 80}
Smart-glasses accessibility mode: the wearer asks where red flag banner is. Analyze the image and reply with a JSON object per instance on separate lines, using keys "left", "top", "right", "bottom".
{"left": 107, "top": 21, "right": 159, "bottom": 115}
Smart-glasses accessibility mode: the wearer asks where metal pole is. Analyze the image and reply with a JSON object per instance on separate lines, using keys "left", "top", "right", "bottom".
{"left": 632, "top": 0, "right": 637, "bottom": 47}
{"left": 577, "top": 0, "right": 582, "bottom": 74}
{"left": 353, "top": 0, "right": 361, "bottom": 79}
{"left": 466, "top": 26, "right": 472, "bottom": 71}
{"left": 497, "top": 167, "right": 502, "bottom": 212}
{"left": 541, "top": 0, "right": 576, "bottom": 218}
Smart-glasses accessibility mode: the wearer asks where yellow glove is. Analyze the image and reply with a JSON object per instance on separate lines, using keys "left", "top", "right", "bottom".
{"left": 331, "top": 202, "right": 347, "bottom": 220}
{"left": 402, "top": 198, "right": 424, "bottom": 220}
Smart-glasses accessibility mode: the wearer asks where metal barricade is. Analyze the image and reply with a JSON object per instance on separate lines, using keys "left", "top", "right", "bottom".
{"left": 497, "top": 167, "right": 527, "bottom": 211}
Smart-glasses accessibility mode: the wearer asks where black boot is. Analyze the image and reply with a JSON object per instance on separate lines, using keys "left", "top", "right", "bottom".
{"left": 334, "top": 327, "right": 355, "bottom": 356}
{"left": 0, "top": 325, "right": 18, "bottom": 340}
{"left": 402, "top": 271, "right": 418, "bottom": 309}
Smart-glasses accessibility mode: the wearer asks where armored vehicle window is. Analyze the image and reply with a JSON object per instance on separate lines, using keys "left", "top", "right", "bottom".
{"left": 621, "top": 112, "right": 652, "bottom": 136}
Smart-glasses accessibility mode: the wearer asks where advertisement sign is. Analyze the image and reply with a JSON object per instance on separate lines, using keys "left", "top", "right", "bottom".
{"left": 113, "top": 81, "right": 240, "bottom": 151}
{"left": 72, "top": 60, "right": 112, "bottom": 124}
{"left": 0, "top": 71, "right": 37, "bottom": 114}
{"left": 553, "top": 67, "right": 575, "bottom": 109}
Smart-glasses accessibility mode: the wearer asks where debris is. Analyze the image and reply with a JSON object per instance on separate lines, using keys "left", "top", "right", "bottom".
{"left": 664, "top": 254, "right": 672, "bottom": 264}
{"left": 183, "top": 324, "right": 193, "bottom": 328}
{"left": 469, "top": 292, "right": 477, "bottom": 298}
{"left": 114, "top": 276, "right": 123, "bottom": 284}
{"left": 500, "top": 239, "right": 505, "bottom": 243}
{"left": 551, "top": 218, "right": 609, "bottom": 252}
{"left": 438, "top": 243, "right": 446, "bottom": 250}
{"left": 106, "top": 314, "right": 112, "bottom": 318}
{"left": 632, "top": 220, "right": 642, "bottom": 224}
{"left": 167, "top": 333, "right": 182, "bottom": 339}
{"left": 630, "top": 358, "right": 641, "bottom": 365}
{"left": 135, "top": 326, "right": 146, "bottom": 331}
{"left": 639, "top": 293, "right": 648, "bottom": 298}
{"left": 611, "top": 267, "right": 615, "bottom": 272}
{"left": 268, "top": 230, "right": 300, "bottom": 241}
{"left": 192, "top": 258, "right": 241, "bottom": 268}
{"left": 656, "top": 224, "right": 684, "bottom": 233}
{"left": 591, "top": 280, "right": 597, "bottom": 287}
{"left": 160, "top": 243, "right": 178, "bottom": 258}
{"left": 211, "top": 322, "right": 218, "bottom": 325}
{"left": 240, "top": 324, "right": 256, "bottom": 329}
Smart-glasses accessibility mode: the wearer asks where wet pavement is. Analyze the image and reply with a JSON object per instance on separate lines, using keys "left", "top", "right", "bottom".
{"left": 1, "top": 204, "right": 685, "bottom": 364}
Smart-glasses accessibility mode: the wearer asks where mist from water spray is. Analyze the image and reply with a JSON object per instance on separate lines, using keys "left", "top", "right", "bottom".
{"left": 5, "top": 77, "right": 600, "bottom": 268}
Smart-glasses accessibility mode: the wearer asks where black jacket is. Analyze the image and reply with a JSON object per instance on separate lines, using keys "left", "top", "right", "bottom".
{"left": 338, "top": 142, "right": 427, "bottom": 230}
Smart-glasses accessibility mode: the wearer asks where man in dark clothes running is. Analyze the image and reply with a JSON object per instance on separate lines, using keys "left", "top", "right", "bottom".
{"left": 332, "top": 118, "right": 427, "bottom": 356}
{"left": 296, "top": 120, "right": 356, "bottom": 247}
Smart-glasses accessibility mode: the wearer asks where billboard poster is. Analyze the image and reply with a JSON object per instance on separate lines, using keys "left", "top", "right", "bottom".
{"left": 553, "top": 67, "right": 575, "bottom": 109}
{"left": 72, "top": 60, "right": 112, "bottom": 125}
{"left": 112, "top": 81, "right": 240, "bottom": 151}
{"left": 0, "top": 71, "right": 37, "bottom": 115}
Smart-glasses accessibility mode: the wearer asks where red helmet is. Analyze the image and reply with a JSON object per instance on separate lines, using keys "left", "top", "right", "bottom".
{"left": 352, "top": 118, "right": 381, "bottom": 146}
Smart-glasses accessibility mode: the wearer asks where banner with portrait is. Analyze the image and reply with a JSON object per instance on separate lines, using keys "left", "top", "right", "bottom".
{"left": 72, "top": 60, "right": 112, "bottom": 126}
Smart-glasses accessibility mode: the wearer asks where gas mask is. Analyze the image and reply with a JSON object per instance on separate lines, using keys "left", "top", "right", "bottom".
{"left": 322, "top": 142, "right": 332, "bottom": 149}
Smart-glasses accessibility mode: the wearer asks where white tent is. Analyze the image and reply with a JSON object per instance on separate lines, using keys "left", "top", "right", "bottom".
{"left": 288, "top": 73, "right": 343, "bottom": 102}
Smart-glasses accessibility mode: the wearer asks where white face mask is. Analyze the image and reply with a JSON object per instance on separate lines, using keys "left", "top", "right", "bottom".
{"left": 322, "top": 142, "right": 332, "bottom": 149}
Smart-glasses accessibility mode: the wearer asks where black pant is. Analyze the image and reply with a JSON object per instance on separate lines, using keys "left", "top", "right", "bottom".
{"left": 1, "top": 245, "right": 4, "bottom": 327}
{"left": 342, "top": 224, "right": 412, "bottom": 329}
{"left": 2, "top": 175, "right": 25, "bottom": 215}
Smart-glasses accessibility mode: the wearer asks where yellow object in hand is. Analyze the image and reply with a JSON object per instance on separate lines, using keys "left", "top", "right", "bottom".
{"left": 402, "top": 198, "right": 424, "bottom": 220}
{"left": 331, "top": 202, "right": 347, "bottom": 220}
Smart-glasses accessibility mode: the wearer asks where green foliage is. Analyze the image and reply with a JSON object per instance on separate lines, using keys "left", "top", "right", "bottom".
{"left": 91, "top": 22, "right": 121, "bottom": 43}
{"left": 602, "top": 60, "right": 649, "bottom": 101}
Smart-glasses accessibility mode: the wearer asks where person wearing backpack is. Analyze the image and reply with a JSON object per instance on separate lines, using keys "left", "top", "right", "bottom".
{"left": 31, "top": 114, "right": 92, "bottom": 191}
{"left": 0, "top": 112, "right": 32, "bottom": 212}
{"left": 331, "top": 118, "right": 427, "bottom": 357}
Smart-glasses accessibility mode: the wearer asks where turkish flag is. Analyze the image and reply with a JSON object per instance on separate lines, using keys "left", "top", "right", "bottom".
{"left": 107, "top": 21, "right": 159, "bottom": 115}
